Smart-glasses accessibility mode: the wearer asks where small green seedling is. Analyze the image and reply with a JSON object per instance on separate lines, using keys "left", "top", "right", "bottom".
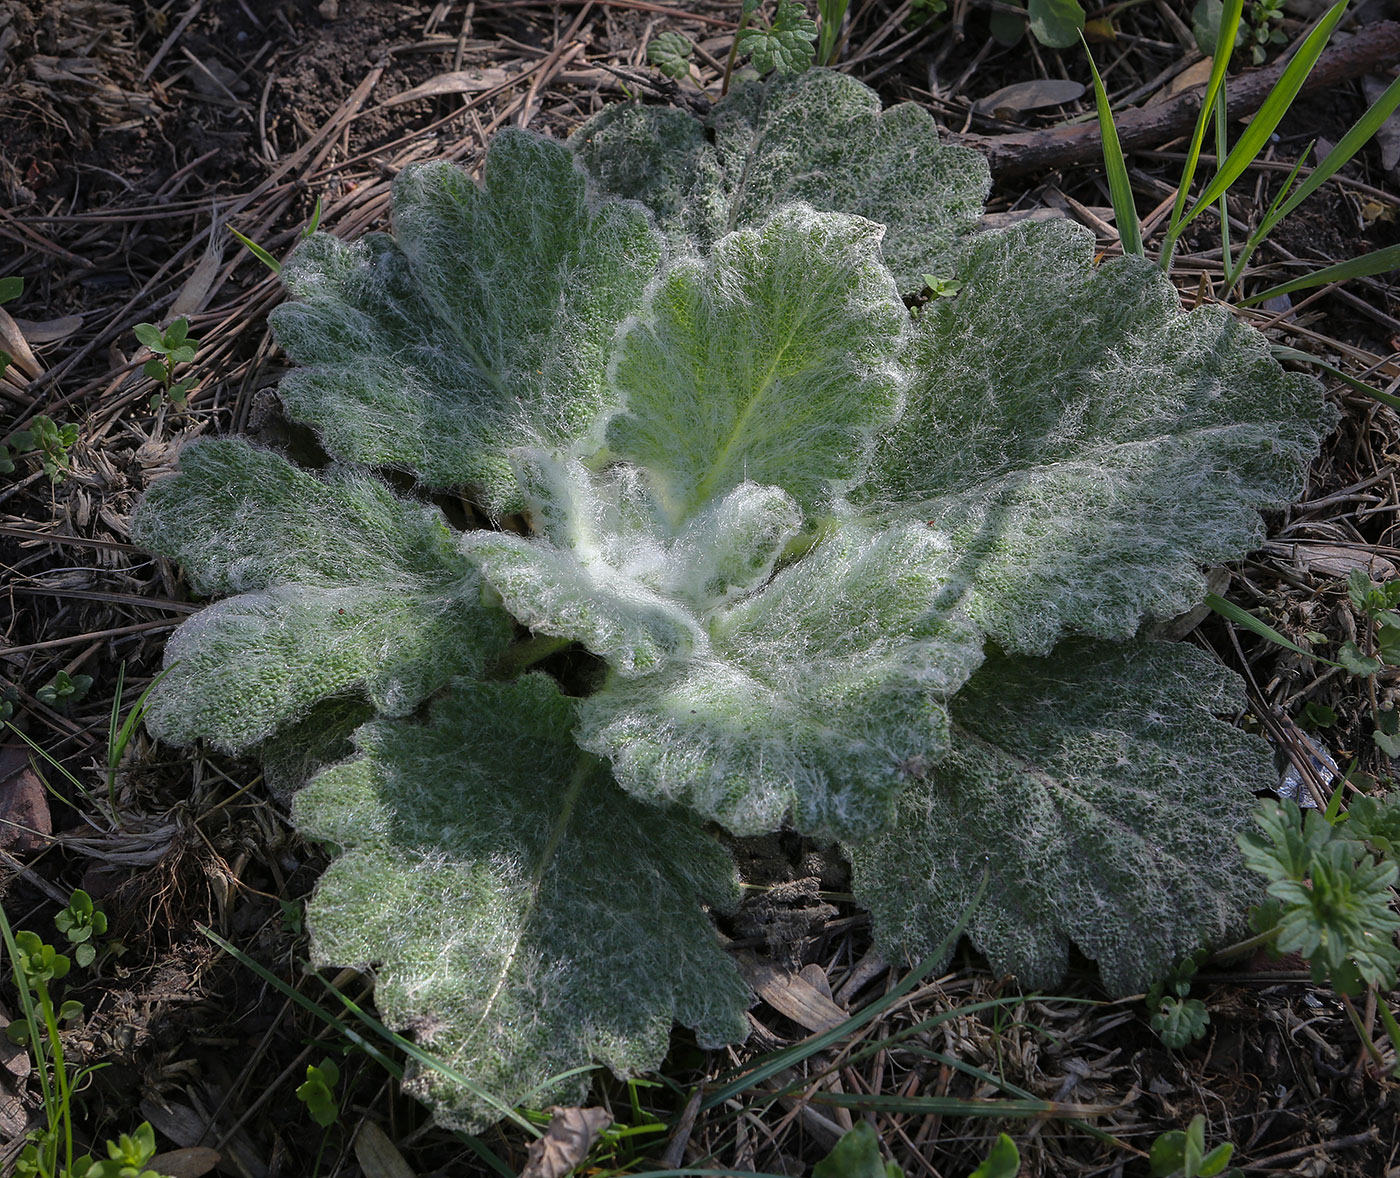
{"left": 1150, "top": 1115, "right": 1241, "bottom": 1178}
{"left": 4, "top": 415, "right": 80, "bottom": 482}
{"left": 296, "top": 1058, "right": 341, "bottom": 1128}
{"left": 82, "top": 1121, "right": 167, "bottom": 1178}
{"left": 1242, "top": 0, "right": 1287, "bottom": 63}
{"left": 1240, "top": 800, "right": 1400, "bottom": 996}
{"left": 717, "top": 0, "right": 817, "bottom": 93}
{"left": 647, "top": 31, "right": 694, "bottom": 79}
{"left": 55, "top": 890, "right": 108, "bottom": 970}
{"left": 921, "top": 274, "right": 962, "bottom": 299}
{"left": 36, "top": 670, "right": 93, "bottom": 710}
{"left": 135, "top": 318, "right": 198, "bottom": 410}
{"left": 1146, "top": 953, "right": 1210, "bottom": 1049}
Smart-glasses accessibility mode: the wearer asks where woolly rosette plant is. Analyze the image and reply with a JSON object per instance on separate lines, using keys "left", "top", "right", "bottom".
{"left": 132, "top": 69, "right": 1335, "bottom": 1128}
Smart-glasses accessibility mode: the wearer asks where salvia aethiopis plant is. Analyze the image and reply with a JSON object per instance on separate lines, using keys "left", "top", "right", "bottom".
{"left": 132, "top": 69, "right": 1336, "bottom": 1128}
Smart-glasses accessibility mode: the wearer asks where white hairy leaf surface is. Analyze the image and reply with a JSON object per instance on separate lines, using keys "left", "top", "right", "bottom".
{"left": 850, "top": 218, "right": 1337, "bottom": 654}
{"left": 462, "top": 451, "right": 800, "bottom": 674}
{"left": 606, "top": 205, "right": 907, "bottom": 524}
{"left": 294, "top": 675, "right": 750, "bottom": 1130}
{"left": 848, "top": 640, "right": 1270, "bottom": 995}
{"left": 132, "top": 439, "right": 512, "bottom": 751}
{"left": 575, "top": 523, "right": 984, "bottom": 840}
{"left": 269, "top": 131, "right": 663, "bottom": 511}
{"left": 571, "top": 69, "right": 990, "bottom": 291}
{"left": 129, "top": 80, "right": 1343, "bottom": 1123}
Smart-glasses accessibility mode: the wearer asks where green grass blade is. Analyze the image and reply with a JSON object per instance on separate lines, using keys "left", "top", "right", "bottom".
{"left": 1162, "top": 0, "right": 1243, "bottom": 265}
{"left": 1215, "top": 75, "right": 1232, "bottom": 270}
{"left": 810, "top": 1091, "right": 1088, "bottom": 1117}
{"left": 1082, "top": 36, "right": 1142, "bottom": 256}
{"left": 0, "top": 902, "right": 56, "bottom": 1113}
{"left": 1257, "top": 71, "right": 1400, "bottom": 243}
{"left": 229, "top": 225, "right": 282, "bottom": 275}
{"left": 1239, "top": 243, "right": 1400, "bottom": 306}
{"left": 701, "top": 872, "right": 988, "bottom": 1112}
{"left": 1228, "top": 145, "right": 1313, "bottom": 287}
{"left": 197, "top": 924, "right": 535, "bottom": 1144}
{"left": 1179, "top": 1, "right": 1349, "bottom": 231}
{"left": 1205, "top": 591, "right": 1343, "bottom": 667}
{"left": 895, "top": 1044, "right": 1126, "bottom": 1146}
{"left": 817, "top": 0, "right": 850, "bottom": 65}
{"left": 1270, "top": 344, "right": 1400, "bottom": 411}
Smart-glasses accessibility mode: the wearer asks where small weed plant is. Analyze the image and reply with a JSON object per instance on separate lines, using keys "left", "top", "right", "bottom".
{"left": 0, "top": 893, "right": 167, "bottom": 1178}
{"left": 36, "top": 670, "right": 93, "bottom": 711}
{"left": 3, "top": 416, "right": 81, "bottom": 483}
{"left": 134, "top": 318, "right": 198, "bottom": 410}
{"left": 133, "top": 69, "right": 1340, "bottom": 1127}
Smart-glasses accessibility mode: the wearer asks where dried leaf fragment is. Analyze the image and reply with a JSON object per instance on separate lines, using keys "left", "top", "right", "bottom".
{"left": 520, "top": 1106, "right": 612, "bottom": 1178}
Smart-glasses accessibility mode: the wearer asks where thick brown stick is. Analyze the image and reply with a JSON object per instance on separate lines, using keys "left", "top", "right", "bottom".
{"left": 955, "top": 21, "right": 1400, "bottom": 179}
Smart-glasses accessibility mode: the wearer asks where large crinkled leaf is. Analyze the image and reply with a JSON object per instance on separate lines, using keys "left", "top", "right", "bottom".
{"left": 606, "top": 205, "right": 907, "bottom": 525}
{"left": 571, "top": 69, "right": 990, "bottom": 292}
{"left": 850, "top": 218, "right": 1336, "bottom": 654}
{"left": 462, "top": 452, "right": 800, "bottom": 674}
{"left": 268, "top": 130, "right": 663, "bottom": 509}
{"left": 575, "top": 522, "right": 984, "bottom": 840}
{"left": 294, "top": 675, "right": 751, "bottom": 1130}
{"left": 132, "top": 439, "right": 512, "bottom": 751}
{"left": 131, "top": 439, "right": 467, "bottom": 593}
{"left": 848, "top": 640, "right": 1270, "bottom": 996}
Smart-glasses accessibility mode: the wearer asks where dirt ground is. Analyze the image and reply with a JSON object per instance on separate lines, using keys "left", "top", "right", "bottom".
{"left": 4, "top": 1, "right": 1400, "bottom": 1175}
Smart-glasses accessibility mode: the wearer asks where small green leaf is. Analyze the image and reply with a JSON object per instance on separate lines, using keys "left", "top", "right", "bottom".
{"left": 813, "top": 1122, "right": 902, "bottom": 1178}
{"left": 1338, "top": 639, "right": 1381, "bottom": 676}
{"left": 1300, "top": 701, "right": 1336, "bottom": 729}
{"left": 1150, "top": 995, "right": 1210, "bottom": 1049}
{"left": 647, "top": 31, "right": 694, "bottom": 79}
{"left": 1028, "top": 0, "right": 1085, "bottom": 47}
{"left": 133, "top": 322, "right": 164, "bottom": 350}
{"left": 142, "top": 358, "right": 167, "bottom": 381}
{"left": 967, "top": 1134, "right": 1020, "bottom": 1178}
{"left": 296, "top": 1058, "right": 341, "bottom": 1127}
{"left": 0, "top": 276, "right": 22, "bottom": 303}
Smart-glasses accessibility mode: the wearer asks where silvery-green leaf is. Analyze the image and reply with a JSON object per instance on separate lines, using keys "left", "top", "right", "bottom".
{"left": 295, "top": 675, "right": 750, "bottom": 1130}
{"left": 269, "top": 131, "right": 663, "bottom": 509}
{"left": 576, "top": 523, "right": 983, "bottom": 839}
{"left": 572, "top": 69, "right": 990, "bottom": 291}
{"left": 259, "top": 696, "right": 374, "bottom": 804}
{"left": 131, "top": 439, "right": 466, "bottom": 593}
{"left": 849, "top": 640, "right": 1269, "bottom": 995}
{"left": 851, "top": 219, "right": 1336, "bottom": 654}
{"left": 133, "top": 439, "right": 512, "bottom": 751}
{"left": 607, "top": 206, "right": 907, "bottom": 525}
{"left": 462, "top": 452, "right": 800, "bottom": 674}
